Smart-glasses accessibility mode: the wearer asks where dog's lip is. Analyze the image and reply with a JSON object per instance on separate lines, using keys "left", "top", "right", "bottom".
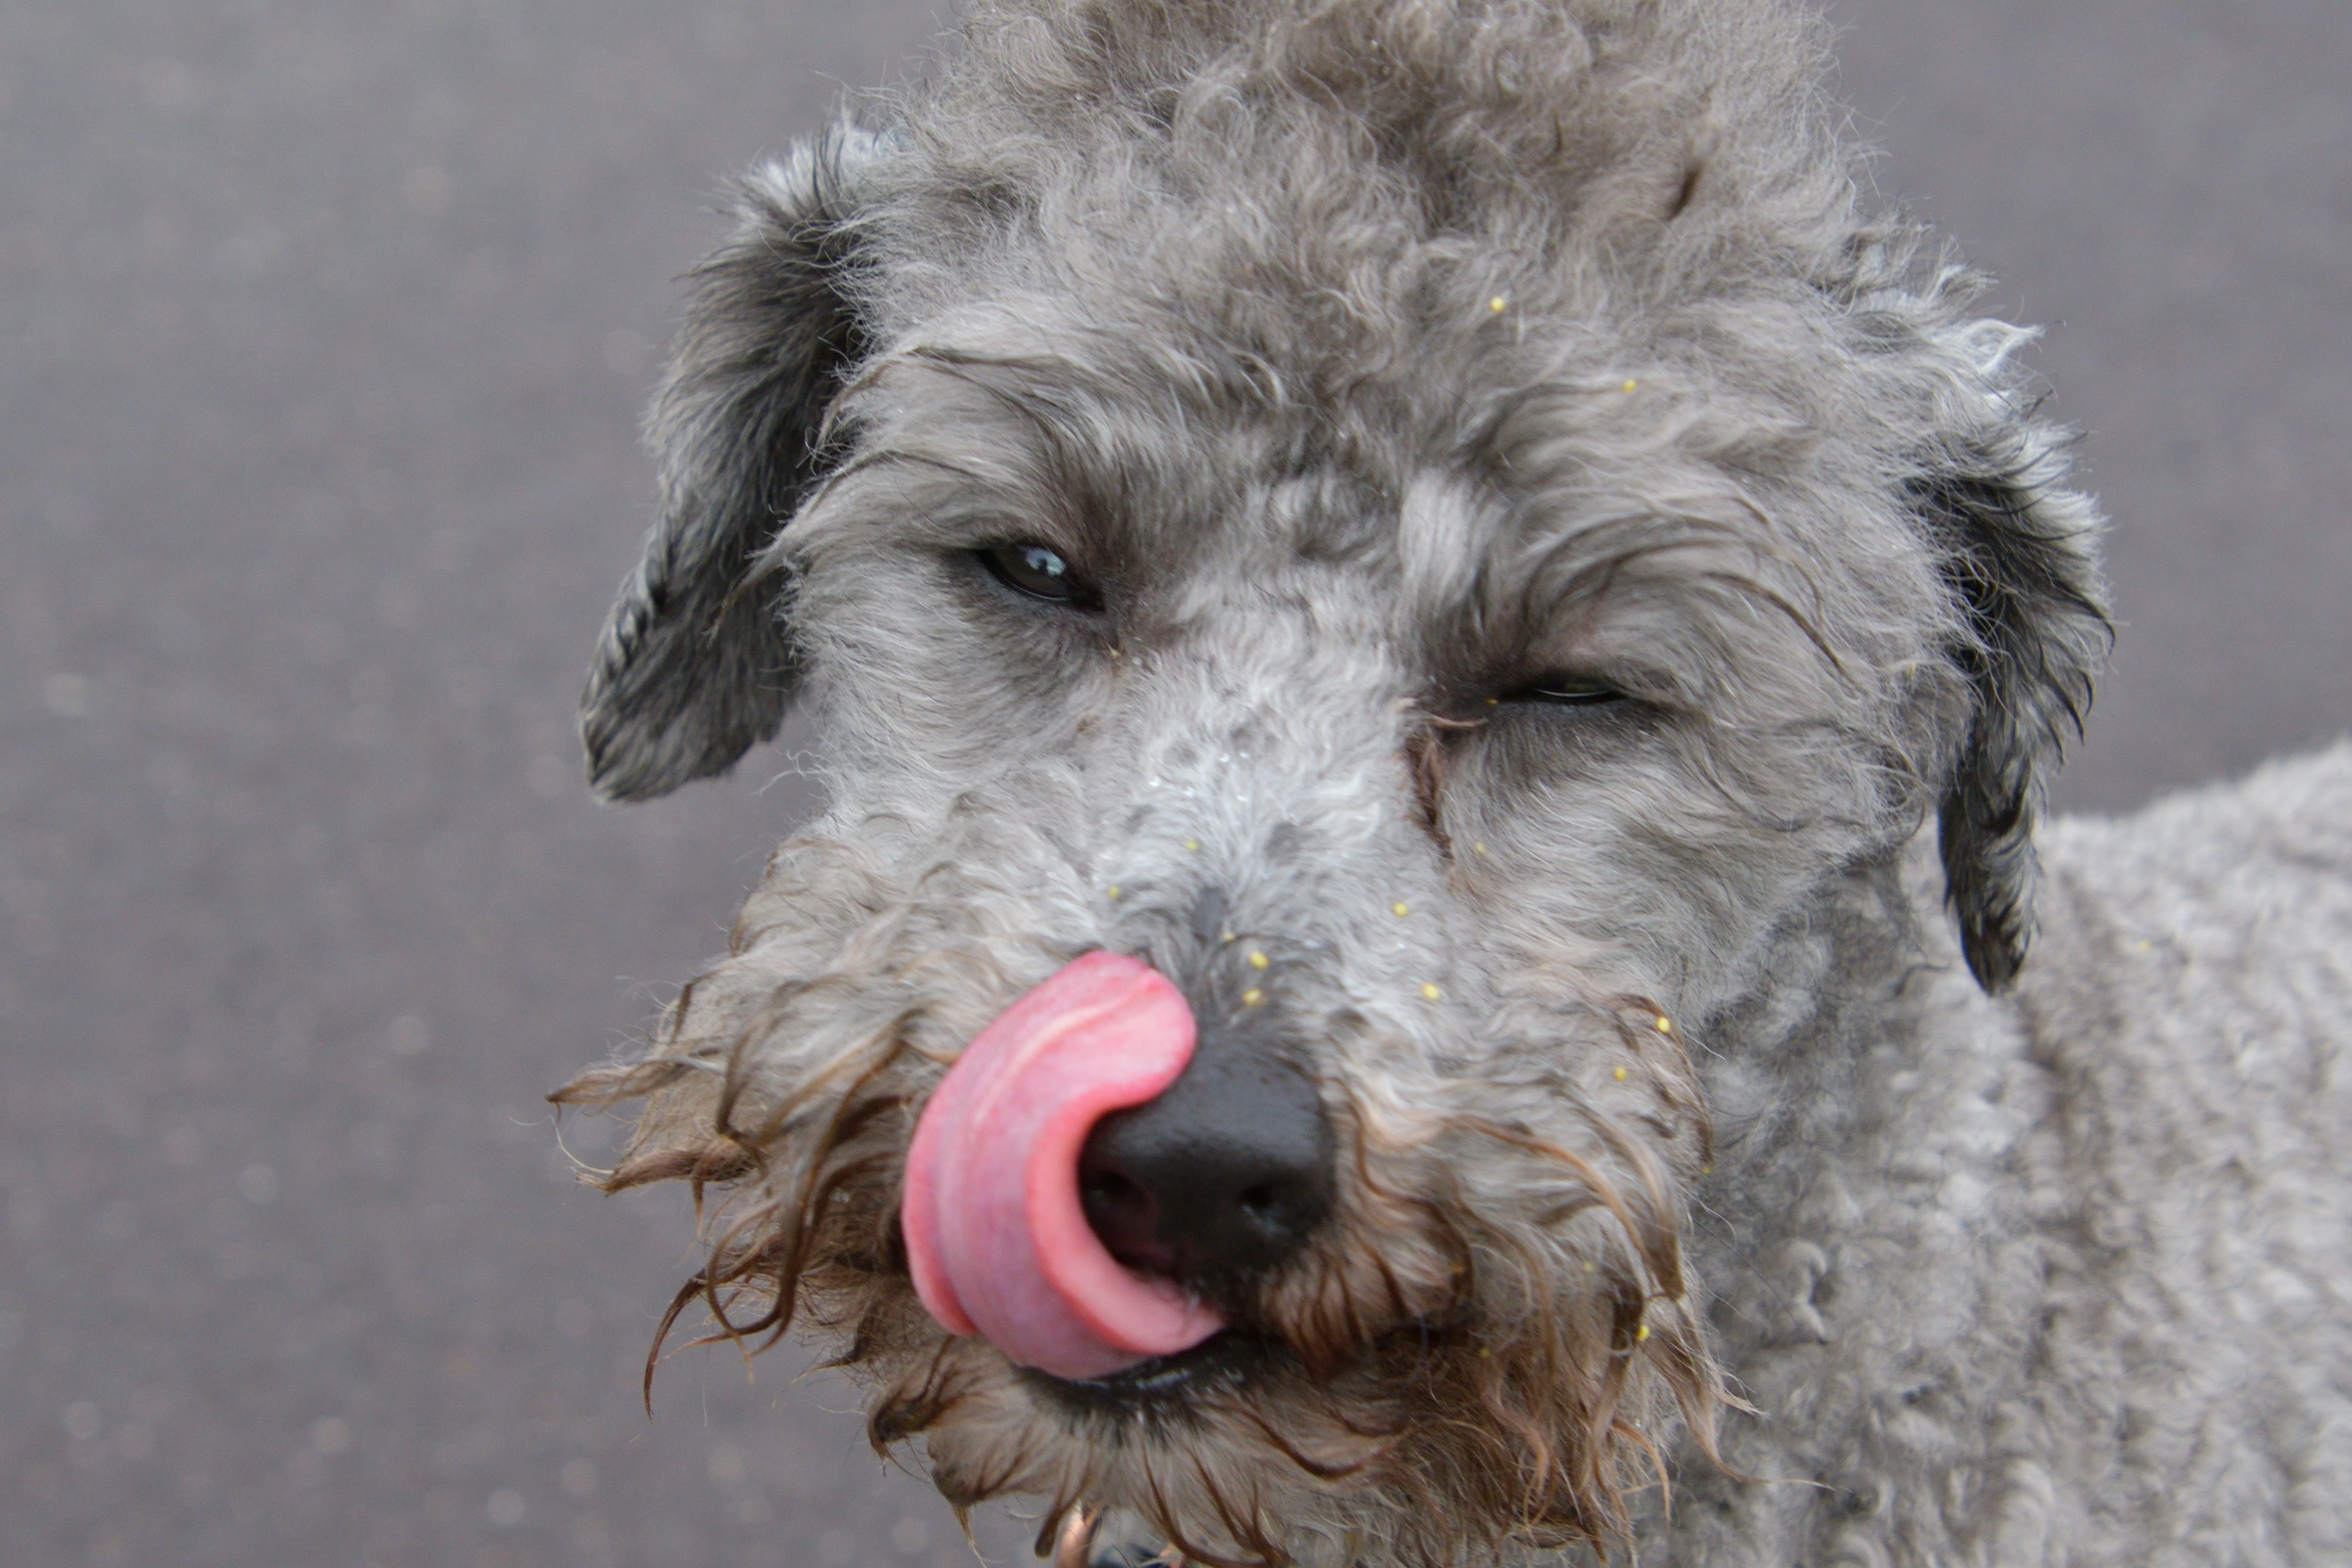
{"left": 1018, "top": 1328, "right": 1272, "bottom": 1412}
{"left": 1014, "top": 1310, "right": 1486, "bottom": 1404}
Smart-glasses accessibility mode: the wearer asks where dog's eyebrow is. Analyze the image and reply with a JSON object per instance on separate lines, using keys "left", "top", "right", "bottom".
{"left": 821, "top": 341, "right": 1224, "bottom": 566}
{"left": 1441, "top": 497, "right": 1850, "bottom": 709}
{"left": 829, "top": 347, "right": 1108, "bottom": 496}
{"left": 819, "top": 443, "right": 995, "bottom": 496}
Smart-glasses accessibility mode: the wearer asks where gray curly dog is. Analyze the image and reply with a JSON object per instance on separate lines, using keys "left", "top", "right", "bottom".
{"left": 556, "top": 1, "right": 2352, "bottom": 1562}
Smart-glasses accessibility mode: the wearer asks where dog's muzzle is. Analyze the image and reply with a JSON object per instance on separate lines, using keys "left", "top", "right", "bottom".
{"left": 901, "top": 951, "right": 1333, "bottom": 1379}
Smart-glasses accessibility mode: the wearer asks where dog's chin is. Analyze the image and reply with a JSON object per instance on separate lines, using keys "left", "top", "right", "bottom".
{"left": 902, "top": 1253, "right": 1719, "bottom": 1568}
{"left": 938, "top": 1330, "right": 1360, "bottom": 1563}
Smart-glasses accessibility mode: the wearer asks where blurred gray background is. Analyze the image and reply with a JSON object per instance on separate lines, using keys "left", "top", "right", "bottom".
{"left": 0, "top": 1, "right": 2343, "bottom": 1564}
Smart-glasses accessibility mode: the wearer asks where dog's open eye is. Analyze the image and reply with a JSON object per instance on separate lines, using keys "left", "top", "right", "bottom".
{"left": 977, "top": 541, "right": 1102, "bottom": 609}
{"left": 1504, "top": 674, "right": 1626, "bottom": 708}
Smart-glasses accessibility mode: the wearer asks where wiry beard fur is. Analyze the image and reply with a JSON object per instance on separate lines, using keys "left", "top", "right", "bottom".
{"left": 556, "top": 823, "right": 1731, "bottom": 1567}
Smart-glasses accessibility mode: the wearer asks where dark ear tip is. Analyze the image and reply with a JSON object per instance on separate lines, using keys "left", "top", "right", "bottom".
{"left": 577, "top": 641, "right": 677, "bottom": 803}
{"left": 578, "top": 712, "right": 665, "bottom": 804}
{"left": 1939, "top": 781, "right": 2043, "bottom": 995}
{"left": 576, "top": 700, "right": 722, "bottom": 804}
{"left": 1960, "top": 924, "right": 2027, "bottom": 994}
{"left": 577, "top": 636, "right": 787, "bottom": 803}
{"left": 1945, "top": 837, "right": 2036, "bottom": 993}
{"left": 581, "top": 753, "right": 658, "bottom": 806}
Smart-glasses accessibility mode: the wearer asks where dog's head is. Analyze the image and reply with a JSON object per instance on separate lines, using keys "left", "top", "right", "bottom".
{"left": 561, "top": 2, "right": 2106, "bottom": 1562}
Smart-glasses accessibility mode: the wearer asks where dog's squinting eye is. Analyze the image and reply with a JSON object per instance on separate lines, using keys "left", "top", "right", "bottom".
{"left": 1506, "top": 675, "right": 1625, "bottom": 708}
{"left": 978, "top": 541, "right": 1102, "bottom": 608}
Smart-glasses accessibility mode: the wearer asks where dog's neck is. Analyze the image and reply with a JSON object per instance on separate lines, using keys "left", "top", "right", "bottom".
{"left": 1662, "top": 834, "right": 2054, "bottom": 1547}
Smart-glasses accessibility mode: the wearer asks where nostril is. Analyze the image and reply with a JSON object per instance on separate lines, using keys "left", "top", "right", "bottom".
{"left": 1233, "top": 1175, "right": 1324, "bottom": 1250}
{"left": 1080, "top": 1168, "right": 1148, "bottom": 1223}
{"left": 1075, "top": 1042, "right": 1335, "bottom": 1289}
{"left": 1079, "top": 1155, "right": 1183, "bottom": 1276}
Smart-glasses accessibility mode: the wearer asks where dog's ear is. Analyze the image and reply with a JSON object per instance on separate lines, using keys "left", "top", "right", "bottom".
{"left": 581, "top": 124, "right": 891, "bottom": 801}
{"left": 1912, "top": 379, "right": 2110, "bottom": 992}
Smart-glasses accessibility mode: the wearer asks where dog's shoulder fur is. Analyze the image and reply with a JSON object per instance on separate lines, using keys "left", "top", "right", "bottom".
{"left": 1674, "top": 742, "right": 2352, "bottom": 1565}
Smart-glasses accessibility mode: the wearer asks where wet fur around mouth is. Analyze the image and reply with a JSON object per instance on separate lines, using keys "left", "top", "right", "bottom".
{"left": 552, "top": 1, "right": 2352, "bottom": 1564}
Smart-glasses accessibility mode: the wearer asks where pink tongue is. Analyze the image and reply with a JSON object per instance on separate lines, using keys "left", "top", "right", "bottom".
{"left": 901, "top": 952, "right": 1225, "bottom": 1379}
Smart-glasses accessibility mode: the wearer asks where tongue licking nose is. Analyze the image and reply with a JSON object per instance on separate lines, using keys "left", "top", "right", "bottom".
{"left": 901, "top": 952, "right": 1226, "bottom": 1379}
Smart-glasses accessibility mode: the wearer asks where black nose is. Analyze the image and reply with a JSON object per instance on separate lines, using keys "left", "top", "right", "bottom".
{"left": 1077, "top": 1030, "right": 1334, "bottom": 1288}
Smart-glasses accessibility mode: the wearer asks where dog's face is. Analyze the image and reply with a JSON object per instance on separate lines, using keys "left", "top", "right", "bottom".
{"left": 560, "top": 3, "right": 2104, "bottom": 1563}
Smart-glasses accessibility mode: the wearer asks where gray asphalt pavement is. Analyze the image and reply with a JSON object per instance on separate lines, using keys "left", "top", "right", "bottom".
{"left": 1, "top": 2, "right": 2343, "bottom": 1565}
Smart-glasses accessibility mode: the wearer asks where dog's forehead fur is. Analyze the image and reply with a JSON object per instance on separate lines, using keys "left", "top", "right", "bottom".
{"left": 861, "top": 0, "right": 1834, "bottom": 351}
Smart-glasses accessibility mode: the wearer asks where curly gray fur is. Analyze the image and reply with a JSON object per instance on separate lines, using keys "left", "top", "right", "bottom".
{"left": 559, "top": 2, "right": 2347, "bottom": 1564}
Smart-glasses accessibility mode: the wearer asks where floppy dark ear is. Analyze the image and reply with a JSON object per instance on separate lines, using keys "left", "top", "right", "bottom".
{"left": 581, "top": 124, "right": 891, "bottom": 801}
{"left": 1915, "top": 415, "right": 2111, "bottom": 992}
